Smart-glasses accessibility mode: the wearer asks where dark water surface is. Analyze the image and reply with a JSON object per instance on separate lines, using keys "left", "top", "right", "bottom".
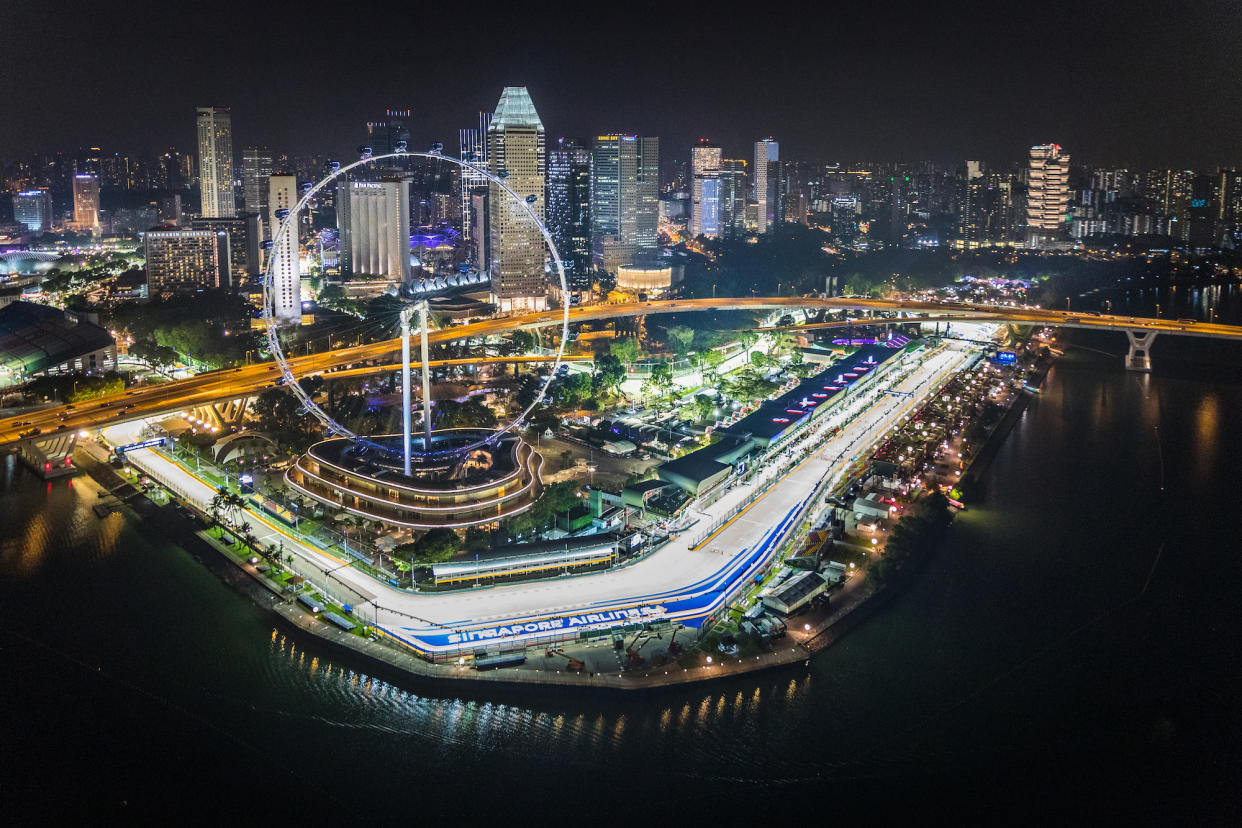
{"left": 3, "top": 320, "right": 1241, "bottom": 822}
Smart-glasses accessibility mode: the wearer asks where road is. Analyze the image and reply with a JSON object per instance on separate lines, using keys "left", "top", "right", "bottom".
{"left": 5, "top": 297, "right": 1241, "bottom": 447}
{"left": 102, "top": 332, "right": 984, "bottom": 658}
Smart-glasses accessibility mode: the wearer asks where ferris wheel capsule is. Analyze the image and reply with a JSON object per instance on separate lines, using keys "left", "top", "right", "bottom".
{"left": 525, "top": 194, "right": 538, "bottom": 204}
{"left": 357, "top": 145, "right": 373, "bottom": 160}
{"left": 462, "top": 151, "right": 479, "bottom": 162}
{"left": 275, "top": 208, "right": 290, "bottom": 220}
{"left": 394, "top": 140, "right": 408, "bottom": 154}
{"left": 260, "top": 239, "right": 274, "bottom": 250}
{"left": 496, "top": 168, "right": 510, "bottom": 179}
{"left": 429, "top": 142, "right": 443, "bottom": 155}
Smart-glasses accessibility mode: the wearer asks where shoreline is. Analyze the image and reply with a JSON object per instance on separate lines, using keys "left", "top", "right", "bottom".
{"left": 70, "top": 340, "right": 1045, "bottom": 693}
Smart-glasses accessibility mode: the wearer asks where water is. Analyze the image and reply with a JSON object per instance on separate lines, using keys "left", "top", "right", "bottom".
{"left": 3, "top": 317, "right": 1241, "bottom": 821}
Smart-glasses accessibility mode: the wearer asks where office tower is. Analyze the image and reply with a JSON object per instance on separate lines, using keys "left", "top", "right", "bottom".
{"left": 196, "top": 107, "right": 235, "bottom": 217}
{"left": 189, "top": 215, "right": 261, "bottom": 286}
{"left": 243, "top": 146, "right": 274, "bottom": 218}
{"left": 13, "top": 189, "right": 53, "bottom": 233}
{"left": 144, "top": 228, "right": 229, "bottom": 292}
{"left": 689, "top": 140, "right": 722, "bottom": 238}
{"left": 754, "top": 138, "right": 779, "bottom": 233}
{"left": 486, "top": 87, "right": 546, "bottom": 312}
{"left": 547, "top": 136, "right": 592, "bottom": 273}
{"left": 365, "top": 109, "right": 412, "bottom": 156}
{"left": 718, "top": 159, "right": 749, "bottom": 239}
{"left": 72, "top": 174, "right": 100, "bottom": 233}
{"left": 589, "top": 134, "right": 660, "bottom": 273}
{"left": 268, "top": 175, "right": 301, "bottom": 325}
{"left": 1025, "top": 144, "right": 1070, "bottom": 247}
{"left": 459, "top": 111, "right": 492, "bottom": 245}
{"left": 337, "top": 179, "right": 412, "bottom": 282}
{"left": 158, "top": 194, "right": 183, "bottom": 226}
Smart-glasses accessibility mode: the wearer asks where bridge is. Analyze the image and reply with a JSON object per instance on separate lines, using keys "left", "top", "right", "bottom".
{"left": 3, "top": 297, "right": 1241, "bottom": 457}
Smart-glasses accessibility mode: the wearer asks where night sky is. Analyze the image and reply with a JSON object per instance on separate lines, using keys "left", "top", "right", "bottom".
{"left": 5, "top": 0, "right": 1241, "bottom": 168}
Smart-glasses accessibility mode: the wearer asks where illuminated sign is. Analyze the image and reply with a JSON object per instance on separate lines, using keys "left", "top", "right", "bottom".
{"left": 1191, "top": 198, "right": 1207, "bottom": 208}
{"left": 116, "top": 438, "right": 166, "bottom": 453}
{"left": 994, "top": 351, "right": 1017, "bottom": 364}
{"left": 446, "top": 605, "right": 664, "bottom": 644}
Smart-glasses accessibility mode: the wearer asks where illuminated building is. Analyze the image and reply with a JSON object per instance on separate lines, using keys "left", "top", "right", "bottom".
{"left": 12, "top": 189, "right": 53, "bottom": 234}
{"left": 189, "top": 216, "right": 261, "bottom": 285}
{"left": 144, "top": 228, "right": 229, "bottom": 292}
{"left": 71, "top": 174, "right": 100, "bottom": 234}
{"left": 689, "top": 140, "right": 722, "bottom": 238}
{"left": 364, "top": 109, "right": 412, "bottom": 157}
{"left": 487, "top": 87, "right": 546, "bottom": 312}
{"left": 1025, "top": 143, "right": 1070, "bottom": 247}
{"left": 196, "top": 107, "right": 235, "bottom": 218}
{"left": 242, "top": 146, "right": 273, "bottom": 219}
{"left": 267, "top": 175, "right": 301, "bottom": 325}
{"left": 754, "top": 137, "right": 779, "bottom": 232}
{"left": 590, "top": 134, "right": 659, "bottom": 273}
{"left": 458, "top": 111, "right": 491, "bottom": 246}
{"left": 719, "top": 159, "right": 748, "bottom": 239}
{"left": 547, "top": 137, "right": 592, "bottom": 274}
{"left": 337, "top": 179, "right": 412, "bottom": 282}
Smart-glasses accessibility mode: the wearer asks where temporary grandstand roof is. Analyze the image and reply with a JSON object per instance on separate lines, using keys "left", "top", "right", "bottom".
{"left": 0, "top": 301, "right": 114, "bottom": 377}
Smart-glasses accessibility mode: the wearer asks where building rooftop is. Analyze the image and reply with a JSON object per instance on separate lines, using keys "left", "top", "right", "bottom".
{"left": 0, "top": 301, "right": 114, "bottom": 377}
{"left": 489, "top": 87, "right": 544, "bottom": 131}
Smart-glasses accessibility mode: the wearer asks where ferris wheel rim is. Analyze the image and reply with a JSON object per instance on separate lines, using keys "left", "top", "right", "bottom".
{"left": 260, "top": 149, "right": 571, "bottom": 460}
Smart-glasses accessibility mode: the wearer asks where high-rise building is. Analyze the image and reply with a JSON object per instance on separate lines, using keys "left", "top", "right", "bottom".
{"left": 719, "top": 159, "right": 749, "bottom": 239}
{"left": 144, "top": 228, "right": 229, "bottom": 293}
{"left": 589, "top": 134, "right": 659, "bottom": 273}
{"left": 754, "top": 138, "right": 779, "bottom": 233}
{"left": 547, "top": 137, "right": 592, "bottom": 273}
{"left": 196, "top": 107, "right": 235, "bottom": 218}
{"left": 12, "top": 189, "right": 53, "bottom": 234}
{"left": 365, "top": 109, "right": 412, "bottom": 157}
{"left": 459, "top": 111, "right": 492, "bottom": 246}
{"left": 242, "top": 146, "right": 274, "bottom": 219}
{"left": 689, "top": 140, "right": 722, "bottom": 239}
{"left": 189, "top": 215, "right": 261, "bottom": 286}
{"left": 268, "top": 175, "right": 300, "bottom": 325}
{"left": 337, "top": 179, "right": 412, "bottom": 282}
{"left": 487, "top": 87, "right": 546, "bottom": 312}
{"left": 71, "top": 174, "right": 100, "bottom": 233}
{"left": 1026, "top": 144, "right": 1070, "bottom": 247}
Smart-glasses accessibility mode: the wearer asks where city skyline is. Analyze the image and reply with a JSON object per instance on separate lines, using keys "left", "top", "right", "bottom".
{"left": 4, "top": 3, "right": 1242, "bottom": 168}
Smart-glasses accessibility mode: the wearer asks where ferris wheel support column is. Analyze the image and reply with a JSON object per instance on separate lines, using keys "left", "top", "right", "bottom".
{"left": 418, "top": 301, "right": 433, "bottom": 454}
{"left": 400, "top": 307, "right": 414, "bottom": 476}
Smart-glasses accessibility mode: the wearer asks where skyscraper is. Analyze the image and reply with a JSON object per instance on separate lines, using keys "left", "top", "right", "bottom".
{"left": 589, "top": 134, "right": 660, "bottom": 273}
{"left": 337, "top": 179, "right": 412, "bottom": 282}
{"left": 459, "top": 111, "right": 492, "bottom": 246}
{"left": 754, "top": 138, "right": 779, "bottom": 233}
{"left": 242, "top": 146, "right": 274, "bottom": 218}
{"left": 719, "top": 159, "right": 749, "bottom": 239}
{"left": 1026, "top": 144, "right": 1070, "bottom": 247}
{"left": 12, "top": 189, "right": 53, "bottom": 234}
{"left": 689, "top": 140, "right": 722, "bottom": 239}
{"left": 144, "top": 228, "right": 230, "bottom": 293}
{"left": 72, "top": 174, "right": 100, "bottom": 233}
{"left": 547, "top": 137, "right": 592, "bottom": 273}
{"left": 268, "top": 175, "right": 300, "bottom": 325}
{"left": 196, "top": 107, "right": 235, "bottom": 218}
{"left": 487, "top": 87, "right": 546, "bottom": 312}
{"left": 364, "top": 109, "right": 412, "bottom": 156}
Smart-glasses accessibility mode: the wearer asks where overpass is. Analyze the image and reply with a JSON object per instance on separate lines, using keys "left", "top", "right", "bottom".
{"left": 3, "top": 297, "right": 1241, "bottom": 454}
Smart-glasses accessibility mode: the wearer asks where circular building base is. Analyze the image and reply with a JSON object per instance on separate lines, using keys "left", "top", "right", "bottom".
{"left": 285, "top": 428, "right": 543, "bottom": 530}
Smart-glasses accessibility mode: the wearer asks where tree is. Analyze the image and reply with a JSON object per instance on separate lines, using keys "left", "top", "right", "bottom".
{"left": 592, "top": 352, "right": 626, "bottom": 395}
{"left": 395, "top": 528, "right": 460, "bottom": 565}
{"left": 609, "top": 337, "right": 642, "bottom": 367}
{"left": 692, "top": 394, "right": 716, "bottom": 423}
{"left": 559, "top": 449, "right": 574, "bottom": 470}
{"left": 666, "top": 324, "right": 695, "bottom": 353}
{"left": 749, "top": 350, "right": 769, "bottom": 369}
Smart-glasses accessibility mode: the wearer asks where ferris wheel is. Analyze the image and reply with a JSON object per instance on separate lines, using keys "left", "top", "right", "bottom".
{"left": 260, "top": 145, "right": 570, "bottom": 461}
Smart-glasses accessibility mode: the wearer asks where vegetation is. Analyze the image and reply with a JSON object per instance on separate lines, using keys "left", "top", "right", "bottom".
{"left": 394, "top": 528, "right": 459, "bottom": 565}
{"left": 500, "top": 481, "right": 581, "bottom": 540}
{"left": 867, "top": 491, "right": 952, "bottom": 590}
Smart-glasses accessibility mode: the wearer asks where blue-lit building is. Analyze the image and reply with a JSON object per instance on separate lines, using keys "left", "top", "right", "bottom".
{"left": 12, "top": 189, "right": 53, "bottom": 234}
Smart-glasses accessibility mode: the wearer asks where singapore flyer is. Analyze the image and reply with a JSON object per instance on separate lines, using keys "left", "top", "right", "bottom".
{"left": 259, "top": 146, "right": 571, "bottom": 461}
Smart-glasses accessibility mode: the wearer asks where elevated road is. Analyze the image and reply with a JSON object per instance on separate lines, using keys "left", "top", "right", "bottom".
{"left": 4, "top": 297, "right": 1242, "bottom": 448}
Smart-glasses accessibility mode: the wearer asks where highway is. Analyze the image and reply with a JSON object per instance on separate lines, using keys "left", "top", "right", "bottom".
{"left": 101, "top": 331, "right": 986, "bottom": 658}
{"left": 5, "top": 296, "right": 1242, "bottom": 448}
